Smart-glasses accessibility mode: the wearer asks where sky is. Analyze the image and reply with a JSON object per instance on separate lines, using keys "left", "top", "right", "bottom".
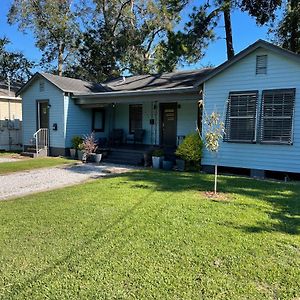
{"left": 0, "top": 0, "right": 273, "bottom": 72}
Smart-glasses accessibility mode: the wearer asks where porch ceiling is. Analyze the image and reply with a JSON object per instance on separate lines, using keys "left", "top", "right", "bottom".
{"left": 73, "top": 87, "right": 201, "bottom": 106}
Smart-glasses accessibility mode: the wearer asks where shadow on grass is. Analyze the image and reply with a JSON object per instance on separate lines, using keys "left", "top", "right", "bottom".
{"left": 120, "top": 170, "right": 300, "bottom": 235}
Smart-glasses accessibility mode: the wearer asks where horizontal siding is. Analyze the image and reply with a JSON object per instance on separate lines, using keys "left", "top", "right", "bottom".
{"left": 203, "top": 48, "right": 300, "bottom": 173}
{"left": 22, "top": 79, "right": 65, "bottom": 148}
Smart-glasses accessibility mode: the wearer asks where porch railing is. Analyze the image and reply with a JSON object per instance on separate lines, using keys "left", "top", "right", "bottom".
{"left": 33, "top": 128, "right": 49, "bottom": 157}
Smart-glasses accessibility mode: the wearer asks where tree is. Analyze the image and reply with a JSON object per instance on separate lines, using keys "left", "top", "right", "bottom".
{"left": 0, "top": 37, "right": 33, "bottom": 83}
{"left": 166, "top": 0, "right": 282, "bottom": 64}
{"left": 8, "top": 0, "right": 79, "bottom": 76}
{"left": 200, "top": 101, "right": 225, "bottom": 194}
{"left": 65, "top": 0, "right": 190, "bottom": 81}
{"left": 274, "top": 0, "right": 300, "bottom": 53}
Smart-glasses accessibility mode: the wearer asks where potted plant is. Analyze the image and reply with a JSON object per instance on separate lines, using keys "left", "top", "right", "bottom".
{"left": 70, "top": 136, "right": 83, "bottom": 158}
{"left": 175, "top": 133, "right": 203, "bottom": 171}
{"left": 81, "top": 132, "right": 98, "bottom": 162}
{"left": 77, "top": 142, "right": 85, "bottom": 161}
{"left": 162, "top": 160, "right": 174, "bottom": 170}
{"left": 95, "top": 149, "right": 103, "bottom": 164}
{"left": 152, "top": 149, "right": 164, "bottom": 169}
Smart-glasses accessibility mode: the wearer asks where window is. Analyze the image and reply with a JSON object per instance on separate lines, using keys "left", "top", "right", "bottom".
{"left": 224, "top": 91, "right": 258, "bottom": 143}
{"left": 39, "top": 80, "right": 45, "bottom": 92}
{"left": 256, "top": 55, "right": 267, "bottom": 74}
{"left": 129, "top": 104, "right": 142, "bottom": 133}
{"left": 92, "top": 109, "right": 105, "bottom": 132}
{"left": 260, "top": 89, "right": 295, "bottom": 144}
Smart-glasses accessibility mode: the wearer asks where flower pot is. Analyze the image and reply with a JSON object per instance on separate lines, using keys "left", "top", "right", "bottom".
{"left": 95, "top": 153, "right": 102, "bottom": 164}
{"left": 176, "top": 159, "right": 185, "bottom": 171}
{"left": 77, "top": 150, "right": 84, "bottom": 161}
{"left": 152, "top": 156, "right": 164, "bottom": 169}
{"left": 88, "top": 153, "right": 96, "bottom": 162}
{"left": 70, "top": 148, "right": 76, "bottom": 159}
{"left": 143, "top": 152, "right": 151, "bottom": 167}
{"left": 163, "top": 160, "right": 174, "bottom": 171}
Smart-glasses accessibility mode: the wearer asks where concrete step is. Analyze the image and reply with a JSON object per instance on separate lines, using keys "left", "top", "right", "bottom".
{"left": 21, "top": 151, "right": 36, "bottom": 158}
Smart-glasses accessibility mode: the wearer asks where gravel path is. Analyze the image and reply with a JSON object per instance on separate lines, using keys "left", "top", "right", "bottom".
{"left": 0, "top": 163, "right": 135, "bottom": 200}
{"left": 0, "top": 157, "right": 19, "bottom": 163}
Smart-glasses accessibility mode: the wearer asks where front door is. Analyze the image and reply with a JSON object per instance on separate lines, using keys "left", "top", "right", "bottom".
{"left": 38, "top": 101, "right": 49, "bottom": 129}
{"left": 160, "top": 103, "right": 177, "bottom": 147}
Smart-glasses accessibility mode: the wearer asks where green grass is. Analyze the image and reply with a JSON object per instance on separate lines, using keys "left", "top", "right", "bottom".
{"left": 0, "top": 171, "right": 299, "bottom": 299}
{"left": 0, "top": 157, "right": 76, "bottom": 174}
{"left": 0, "top": 151, "right": 21, "bottom": 157}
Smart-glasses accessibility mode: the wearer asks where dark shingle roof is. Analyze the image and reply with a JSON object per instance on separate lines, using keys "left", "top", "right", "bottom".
{"left": 40, "top": 73, "right": 106, "bottom": 93}
{"left": 103, "top": 68, "right": 213, "bottom": 92}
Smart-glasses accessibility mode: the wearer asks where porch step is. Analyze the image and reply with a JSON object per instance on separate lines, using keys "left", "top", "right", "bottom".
{"left": 104, "top": 149, "right": 144, "bottom": 166}
{"left": 21, "top": 151, "right": 37, "bottom": 158}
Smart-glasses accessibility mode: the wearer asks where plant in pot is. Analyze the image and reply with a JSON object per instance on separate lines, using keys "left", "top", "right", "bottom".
{"left": 70, "top": 136, "right": 83, "bottom": 158}
{"left": 175, "top": 133, "right": 203, "bottom": 171}
{"left": 81, "top": 132, "right": 98, "bottom": 163}
{"left": 77, "top": 142, "right": 85, "bottom": 161}
{"left": 152, "top": 149, "right": 164, "bottom": 169}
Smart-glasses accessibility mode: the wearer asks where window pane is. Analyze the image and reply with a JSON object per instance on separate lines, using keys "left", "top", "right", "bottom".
{"left": 129, "top": 105, "right": 142, "bottom": 133}
{"left": 93, "top": 109, "right": 105, "bottom": 132}
{"left": 225, "top": 91, "right": 258, "bottom": 142}
{"left": 261, "top": 89, "right": 295, "bottom": 144}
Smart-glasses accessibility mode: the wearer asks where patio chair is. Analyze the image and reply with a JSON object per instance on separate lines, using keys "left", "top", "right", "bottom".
{"left": 110, "top": 129, "right": 124, "bottom": 146}
{"left": 133, "top": 129, "right": 145, "bottom": 144}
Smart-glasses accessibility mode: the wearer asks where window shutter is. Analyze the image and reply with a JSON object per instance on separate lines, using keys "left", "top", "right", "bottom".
{"left": 224, "top": 91, "right": 258, "bottom": 143}
{"left": 256, "top": 55, "right": 267, "bottom": 74}
{"left": 260, "top": 89, "right": 295, "bottom": 144}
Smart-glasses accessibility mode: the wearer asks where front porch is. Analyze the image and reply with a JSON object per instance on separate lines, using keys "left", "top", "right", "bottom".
{"left": 68, "top": 88, "right": 201, "bottom": 165}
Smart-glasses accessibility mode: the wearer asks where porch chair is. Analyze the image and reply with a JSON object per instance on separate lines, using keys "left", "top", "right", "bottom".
{"left": 133, "top": 129, "right": 145, "bottom": 144}
{"left": 110, "top": 129, "right": 124, "bottom": 146}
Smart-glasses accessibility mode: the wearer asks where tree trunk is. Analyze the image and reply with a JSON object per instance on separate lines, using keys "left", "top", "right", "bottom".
{"left": 214, "top": 163, "right": 218, "bottom": 194}
{"left": 58, "top": 41, "right": 64, "bottom": 76}
{"left": 223, "top": 1, "right": 234, "bottom": 60}
{"left": 289, "top": 0, "right": 298, "bottom": 53}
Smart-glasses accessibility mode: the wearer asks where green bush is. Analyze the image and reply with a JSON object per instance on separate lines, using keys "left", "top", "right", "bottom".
{"left": 152, "top": 149, "right": 165, "bottom": 157}
{"left": 175, "top": 133, "right": 203, "bottom": 168}
{"left": 71, "top": 136, "right": 84, "bottom": 150}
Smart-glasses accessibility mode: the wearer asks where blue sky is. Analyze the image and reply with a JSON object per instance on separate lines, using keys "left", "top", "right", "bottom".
{"left": 0, "top": 0, "right": 272, "bottom": 71}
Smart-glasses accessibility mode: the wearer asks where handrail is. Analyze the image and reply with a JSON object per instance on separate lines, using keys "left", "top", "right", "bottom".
{"left": 33, "top": 128, "right": 48, "bottom": 156}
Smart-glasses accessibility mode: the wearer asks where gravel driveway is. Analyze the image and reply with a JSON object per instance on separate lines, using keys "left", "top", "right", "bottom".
{"left": 0, "top": 163, "right": 135, "bottom": 201}
{"left": 0, "top": 157, "right": 19, "bottom": 163}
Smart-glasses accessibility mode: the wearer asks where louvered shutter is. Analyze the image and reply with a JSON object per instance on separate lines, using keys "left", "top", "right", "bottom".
{"left": 260, "top": 89, "right": 295, "bottom": 144}
{"left": 256, "top": 55, "right": 267, "bottom": 74}
{"left": 224, "top": 91, "right": 258, "bottom": 143}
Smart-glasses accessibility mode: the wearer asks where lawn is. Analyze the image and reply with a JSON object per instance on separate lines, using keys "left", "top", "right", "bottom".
{"left": 0, "top": 157, "right": 76, "bottom": 174}
{"left": 0, "top": 171, "right": 299, "bottom": 299}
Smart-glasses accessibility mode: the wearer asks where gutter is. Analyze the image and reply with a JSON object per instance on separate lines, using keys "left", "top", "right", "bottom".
{"left": 73, "top": 86, "right": 200, "bottom": 99}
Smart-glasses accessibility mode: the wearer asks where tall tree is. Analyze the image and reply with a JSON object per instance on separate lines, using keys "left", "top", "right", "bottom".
{"left": 8, "top": 0, "right": 79, "bottom": 76}
{"left": 274, "top": 0, "right": 300, "bottom": 53}
{"left": 66, "top": 0, "right": 189, "bottom": 81}
{"left": 0, "top": 37, "right": 33, "bottom": 83}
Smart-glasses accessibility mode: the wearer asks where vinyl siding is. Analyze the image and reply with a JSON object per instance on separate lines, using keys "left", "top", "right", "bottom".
{"left": 202, "top": 48, "right": 300, "bottom": 173}
{"left": 22, "top": 79, "right": 65, "bottom": 148}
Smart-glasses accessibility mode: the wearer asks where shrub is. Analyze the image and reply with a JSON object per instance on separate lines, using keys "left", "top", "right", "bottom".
{"left": 82, "top": 132, "right": 98, "bottom": 155}
{"left": 71, "top": 136, "right": 83, "bottom": 150}
{"left": 152, "top": 149, "right": 164, "bottom": 157}
{"left": 175, "top": 133, "right": 203, "bottom": 169}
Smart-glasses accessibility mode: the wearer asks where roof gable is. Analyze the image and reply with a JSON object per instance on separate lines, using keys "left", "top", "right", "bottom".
{"left": 194, "top": 39, "right": 300, "bottom": 87}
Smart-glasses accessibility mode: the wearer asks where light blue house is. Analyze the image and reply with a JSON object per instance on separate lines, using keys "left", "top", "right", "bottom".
{"left": 198, "top": 40, "right": 300, "bottom": 177}
{"left": 18, "top": 69, "right": 209, "bottom": 163}
{"left": 18, "top": 40, "right": 300, "bottom": 175}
